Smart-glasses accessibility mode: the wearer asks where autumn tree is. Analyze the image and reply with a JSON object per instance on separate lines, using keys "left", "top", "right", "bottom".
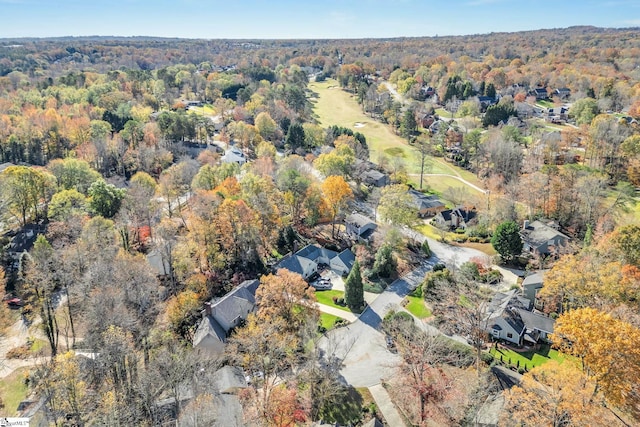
{"left": 256, "top": 269, "right": 318, "bottom": 337}
{"left": 424, "top": 266, "right": 493, "bottom": 374}
{"left": 382, "top": 311, "right": 463, "bottom": 425}
{"left": 344, "top": 260, "right": 364, "bottom": 311}
{"left": 502, "top": 360, "right": 620, "bottom": 427}
{"left": 551, "top": 308, "right": 640, "bottom": 416}
{"left": 1, "top": 165, "right": 55, "bottom": 225}
{"left": 19, "top": 235, "right": 60, "bottom": 356}
{"left": 378, "top": 184, "right": 419, "bottom": 228}
{"left": 321, "top": 175, "right": 353, "bottom": 238}
{"left": 47, "top": 157, "right": 101, "bottom": 194}
{"left": 227, "top": 314, "right": 300, "bottom": 425}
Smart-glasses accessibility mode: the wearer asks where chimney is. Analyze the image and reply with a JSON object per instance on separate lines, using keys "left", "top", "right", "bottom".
{"left": 204, "top": 302, "right": 212, "bottom": 317}
{"left": 523, "top": 220, "right": 530, "bottom": 230}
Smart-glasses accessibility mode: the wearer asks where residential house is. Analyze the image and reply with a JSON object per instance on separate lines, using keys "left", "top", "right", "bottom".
{"left": 409, "top": 189, "right": 446, "bottom": 218}
{"left": 434, "top": 206, "right": 476, "bottom": 230}
{"left": 221, "top": 147, "right": 246, "bottom": 165}
{"left": 521, "top": 270, "right": 548, "bottom": 311}
{"left": 520, "top": 220, "right": 569, "bottom": 256}
{"left": 345, "top": 213, "right": 377, "bottom": 241}
{"left": 421, "top": 86, "right": 436, "bottom": 98}
{"left": 486, "top": 289, "right": 555, "bottom": 346}
{"left": 554, "top": 87, "right": 571, "bottom": 100}
{"left": 515, "top": 101, "right": 536, "bottom": 119}
{"left": 193, "top": 279, "right": 260, "bottom": 354}
{"left": 276, "top": 244, "right": 356, "bottom": 279}
{"left": 3, "top": 223, "right": 47, "bottom": 271}
{"left": 361, "top": 169, "right": 390, "bottom": 187}
{"left": 477, "top": 95, "right": 497, "bottom": 111}
{"left": 417, "top": 113, "right": 436, "bottom": 128}
{"left": 529, "top": 87, "right": 549, "bottom": 100}
{"left": 213, "top": 366, "right": 248, "bottom": 394}
{"left": 545, "top": 106, "right": 568, "bottom": 123}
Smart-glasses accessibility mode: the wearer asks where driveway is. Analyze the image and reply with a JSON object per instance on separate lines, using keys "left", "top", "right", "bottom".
{"left": 317, "top": 262, "right": 433, "bottom": 387}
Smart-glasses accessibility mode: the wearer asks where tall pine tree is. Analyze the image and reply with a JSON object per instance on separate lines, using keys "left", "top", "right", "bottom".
{"left": 344, "top": 260, "right": 364, "bottom": 311}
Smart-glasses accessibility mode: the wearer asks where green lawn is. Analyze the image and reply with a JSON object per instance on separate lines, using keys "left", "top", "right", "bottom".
{"left": 404, "top": 296, "right": 431, "bottom": 319}
{"left": 310, "top": 80, "right": 465, "bottom": 176}
{"left": 319, "top": 313, "right": 341, "bottom": 330}
{"left": 488, "top": 344, "right": 572, "bottom": 370}
{"left": 314, "top": 289, "right": 350, "bottom": 312}
{"left": 0, "top": 368, "right": 29, "bottom": 416}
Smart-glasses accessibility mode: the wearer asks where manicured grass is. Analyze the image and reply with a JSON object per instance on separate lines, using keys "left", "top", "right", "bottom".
{"left": 404, "top": 296, "right": 431, "bottom": 319}
{"left": 535, "top": 100, "right": 554, "bottom": 108}
{"left": 314, "top": 289, "right": 350, "bottom": 312}
{"left": 0, "top": 367, "right": 29, "bottom": 416}
{"left": 309, "top": 80, "right": 455, "bottom": 176}
{"left": 488, "top": 344, "right": 572, "bottom": 370}
{"left": 415, "top": 223, "right": 456, "bottom": 242}
{"left": 435, "top": 108, "right": 454, "bottom": 119}
{"left": 319, "top": 313, "right": 341, "bottom": 330}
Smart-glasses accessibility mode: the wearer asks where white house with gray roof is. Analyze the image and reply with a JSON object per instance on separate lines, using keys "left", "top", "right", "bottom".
{"left": 485, "top": 289, "right": 555, "bottom": 346}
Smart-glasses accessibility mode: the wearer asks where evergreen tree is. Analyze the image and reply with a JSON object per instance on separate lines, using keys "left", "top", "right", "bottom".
{"left": 491, "top": 221, "right": 523, "bottom": 262}
{"left": 344, "top": 260, "right": 364, "bottom": 310}
{"left": 373, "top": 245, "right": 397, "bottom": 278}
{"left": 285, "top": 123, "right": 305, "bottom": 151}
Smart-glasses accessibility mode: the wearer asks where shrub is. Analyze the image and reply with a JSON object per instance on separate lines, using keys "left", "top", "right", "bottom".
{"left": 6, "top": 345, "right": 30, "bottom": 359}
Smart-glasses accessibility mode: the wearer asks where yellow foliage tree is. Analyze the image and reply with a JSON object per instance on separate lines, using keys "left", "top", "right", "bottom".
{"left": 551, "top": 308, "right": 640, "bottom": 415}
{"left": 321, "top": 175, "right": 353, "bottom": 238}
{"left": 502, "top": 360, "right": 619, "bottom": 427}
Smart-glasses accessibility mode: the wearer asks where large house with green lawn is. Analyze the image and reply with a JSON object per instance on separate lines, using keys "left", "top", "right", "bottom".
{"left": 485, "top": 289, "right": 555, "bottom": 347}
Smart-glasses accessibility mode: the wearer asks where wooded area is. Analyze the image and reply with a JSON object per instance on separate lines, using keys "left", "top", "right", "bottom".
{"left": 0, "top": 26, "right": 639, "bottom": 426}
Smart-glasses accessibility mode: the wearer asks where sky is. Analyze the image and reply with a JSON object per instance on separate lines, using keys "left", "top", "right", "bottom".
{"left": 1, "top": 0, "right": 639, "bottom": 39}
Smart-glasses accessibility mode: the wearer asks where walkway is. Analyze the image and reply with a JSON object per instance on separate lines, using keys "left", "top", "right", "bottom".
{"left": 369, "top": 383, "right": 406, "bottom": 427}
{"left": 316, "top": 303, "right": 358, "bottom": 322}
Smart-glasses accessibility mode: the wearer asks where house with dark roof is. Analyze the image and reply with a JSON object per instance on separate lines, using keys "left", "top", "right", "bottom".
{"left": 529, "top": 87, "right": 549, "bottom": 100}
{"left": 361, "top": 169, "right": 390, "bottom": 187}
{"left": 275, "top": 244, "right": 356, "bottom": 279}
{"left": 522, "top": 270, "right": 548, "bottom": 311}
{"left": 193, "top": 279, "right": 260, "bottom": 354}
{"left": 554, "top": 88, "right": 571, "bottom": 100}
{"left": 345, "top": 213, "right": 377, "bottom": 241}
{"left": 485, "top": 289, "right": 555, "bottom": 346}
{"left": 434, "top": 206, "right": 476, "bottom": 229}
{"left": 3, "top": 223, "right": 47, "bottom": 271}
{"left": 520, "top": 220, "right": 569, "bottom": 256}
{"left": 409, "top": 189, "right": 446, "bottom": 218}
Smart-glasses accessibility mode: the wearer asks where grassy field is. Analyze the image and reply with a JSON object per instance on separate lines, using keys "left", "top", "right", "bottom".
{"left": 488, "top": 344, "right": 572, "bottom": 370}
{"left": 0, "top": 367, "right": 29, "bottom": 416}
{"left": 319, "top": 312, "right": 341, "bottom": 330}
{"left": 309, "top": 80, "right": 480, "bottom": 179}
{"left": 314, "top": 289, "right": 350, "bottom": 312}
{"left": 404, "top": 296, "right": 431, "bottom": 319}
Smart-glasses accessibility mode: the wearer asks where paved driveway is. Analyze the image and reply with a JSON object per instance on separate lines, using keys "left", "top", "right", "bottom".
{"left": 317, "top": 263, "right": 433, "bottom": 387}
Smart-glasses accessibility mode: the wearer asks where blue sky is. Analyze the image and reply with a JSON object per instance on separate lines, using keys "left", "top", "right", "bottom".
{"left": 1, "top": 0, "right": 639, "bottom": 39}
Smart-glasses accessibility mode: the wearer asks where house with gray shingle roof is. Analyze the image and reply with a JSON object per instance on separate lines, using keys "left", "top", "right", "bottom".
{"left": 485, "top": 289, "right": 555, "bottom": 346}
{"left": 193, "top": 279, "right": 260, "bottom": 354}
{"left": 275, "top": 244, "right": 356, "bottom": 279}
{"left": 520, "top": 220, "right": 569, "bottom": 256}
{"left": 409, "top": 189, "right": 446, "bottom": 218}
{"left": 345, "top": 213, "right": 377, "bottom": 241}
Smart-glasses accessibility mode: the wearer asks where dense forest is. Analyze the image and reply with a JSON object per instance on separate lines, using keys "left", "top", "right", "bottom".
{"left": 0, "top": 26, "right": 639, "bottom": 426}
